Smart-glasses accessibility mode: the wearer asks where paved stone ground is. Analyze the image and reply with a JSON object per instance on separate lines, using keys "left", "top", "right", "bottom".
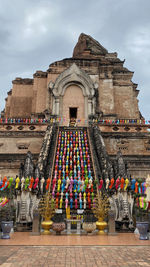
{"left": 0, "top": 246, "right": 150, "bottom": 267}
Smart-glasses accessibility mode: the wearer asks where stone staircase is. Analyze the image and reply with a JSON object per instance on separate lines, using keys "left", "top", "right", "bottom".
{"left": 50, "top": 127, "right": 98, "bottom": 215}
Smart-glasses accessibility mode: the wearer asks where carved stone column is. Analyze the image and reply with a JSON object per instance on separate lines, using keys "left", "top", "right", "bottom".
{"left": 76, "top": 220, "right": 81, "bottom": 235}
{"left": 88, "top": 97, "right": 93, "bottom": 116}
{"left": 55, "top": 97, "right": 60, "bottom": 116}
{"left": 66, "top": 220, "right": 71, "bottom": 235}
{"left": 84, "top": 96, "right": 88, "bottom": 120}
{"left": 31, "top": 209, "right": 40, "bottom": 236}
{"left": 108, "top": 210, "right": 117, "bottom": 235}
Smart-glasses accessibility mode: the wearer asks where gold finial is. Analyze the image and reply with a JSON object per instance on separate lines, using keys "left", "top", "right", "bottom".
{"left": 92, "top": 191, "right": 110, "bottom": 234}
{"left": 38, "top": 192, "right": 55, "bottom": 221}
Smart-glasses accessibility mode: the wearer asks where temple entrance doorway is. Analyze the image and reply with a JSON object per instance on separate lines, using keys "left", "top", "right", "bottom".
{"left": 69, "top": 107, "right": 77, "bottom": 127}
{"left": 70, "top": 107, "right": 77, "bottom": 119}
{"left": 62, "top": 85, "right": 85, "bottom": 126}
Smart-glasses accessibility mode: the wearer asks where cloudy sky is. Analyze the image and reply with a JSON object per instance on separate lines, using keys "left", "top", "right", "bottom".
{"left": 0, "top": 0, "right": 150, "bottom": 118}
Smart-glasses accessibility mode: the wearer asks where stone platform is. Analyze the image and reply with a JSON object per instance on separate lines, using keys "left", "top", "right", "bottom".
{"left": 0, "top": 233, "right": 150, "bottom": 267}
{"left": 0, "top": 232, "right": 150, "bottom": 246}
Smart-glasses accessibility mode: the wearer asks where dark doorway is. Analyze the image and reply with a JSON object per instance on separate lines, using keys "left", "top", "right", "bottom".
{"left": 69, "top": 108, "right": 77, "bottom": 119}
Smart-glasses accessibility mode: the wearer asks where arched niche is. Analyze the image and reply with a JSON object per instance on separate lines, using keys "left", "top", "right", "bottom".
{"left": 49, "top": 63, "right": 96, "bottom": 125}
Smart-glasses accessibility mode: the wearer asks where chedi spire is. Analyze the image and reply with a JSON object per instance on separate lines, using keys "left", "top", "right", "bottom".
{"left": 73, "top": 33, "right": 108, "bottom": 58}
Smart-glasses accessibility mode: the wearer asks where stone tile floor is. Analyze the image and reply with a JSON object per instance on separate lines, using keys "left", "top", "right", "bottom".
{"left": 0, "top": 245, "right": 150, "bottom": 267}
{"left": 0, "top": 233, "right": 150, "bottom": 267}
{"left": 1, "top": 232, "right": 150, "bottom": 246}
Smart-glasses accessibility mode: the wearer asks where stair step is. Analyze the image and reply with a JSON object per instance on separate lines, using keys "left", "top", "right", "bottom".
{"left": 50, "top": 127, "right": 97, "bottom": 215}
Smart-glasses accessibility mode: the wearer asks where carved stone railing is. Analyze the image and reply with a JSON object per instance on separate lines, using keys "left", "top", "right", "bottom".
{"left": 87, "top": 127, "right": 101, "bottom": 191}
{"left": 48, "top": 127, "right": 59, "bottom": 192}
{"left": 37, "top": 123, "right": 58, "bottom": 178}
{"left": 46, "top": 124, "right": 59, "bottom": 187}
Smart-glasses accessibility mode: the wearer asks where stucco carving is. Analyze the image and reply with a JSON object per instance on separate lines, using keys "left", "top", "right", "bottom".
{"left": 52, "top": 63, "right": 94, "bottom": 97}
{"left": 16, "top": 142, "right": 30, "bottom": 150}
{"left": 49, "top": 63, "right": 96, "bottom": 118}
{"left": 0, "top": 132, "right": 45, "bottom": 137}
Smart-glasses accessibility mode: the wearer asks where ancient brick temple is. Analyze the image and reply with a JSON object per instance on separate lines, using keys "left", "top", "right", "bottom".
{"left": 0, "top": 33, "right": 150, "bottom": 178}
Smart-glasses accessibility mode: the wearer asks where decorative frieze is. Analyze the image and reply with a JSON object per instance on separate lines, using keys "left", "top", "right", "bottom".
{"left": 16, "top": 142, "right": 30, "bottom": 150}
{"left": 0, "top": 131, "right": 45, "bottom": 137}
